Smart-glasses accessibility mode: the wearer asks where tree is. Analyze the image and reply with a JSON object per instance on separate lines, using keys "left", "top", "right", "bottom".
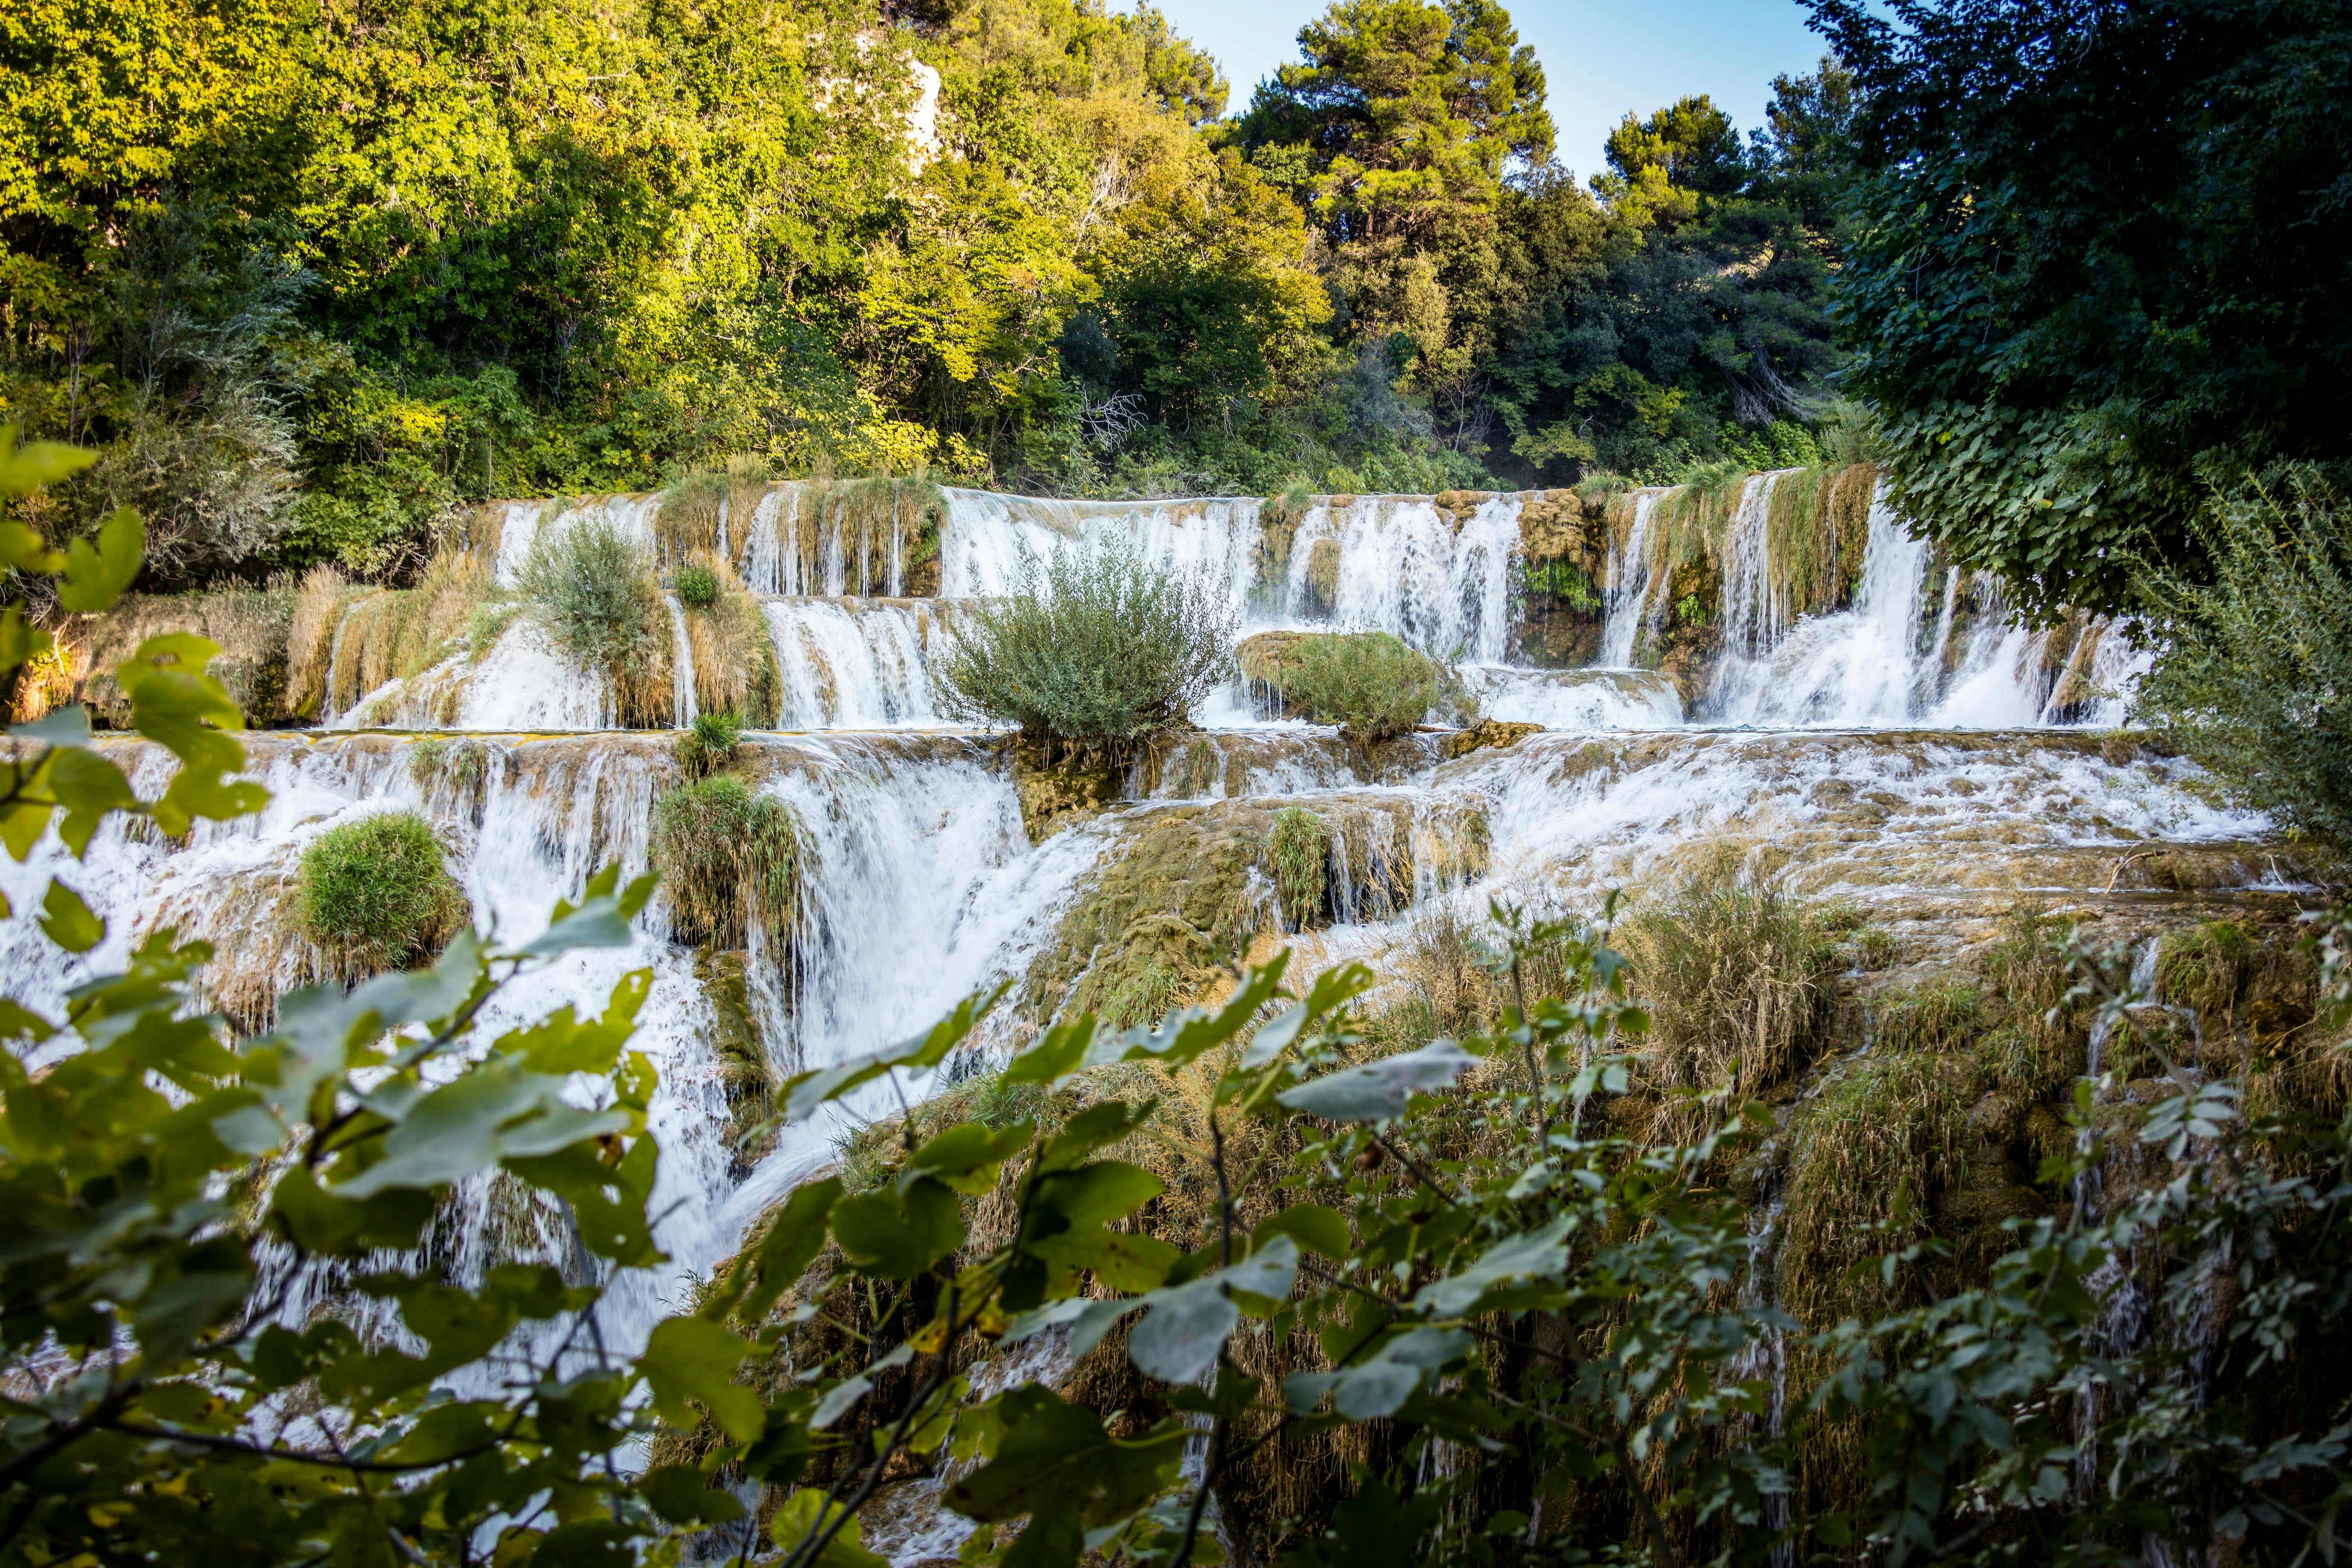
{"left": 1809, "top": 0, "right": 2352, "bottom": 617}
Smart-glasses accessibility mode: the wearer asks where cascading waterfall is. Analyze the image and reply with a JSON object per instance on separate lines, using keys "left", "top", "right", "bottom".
{"left": 8, "top": 467, "right": 2280, "bottom": 1564}
{"left": 667, "top": 596, "right": 700, "bottom": 729}
{"left": 763, "top": 598, "right": 946, "bottom": 729}
{"left": 1597, "top": 490, "right": 1666, "bottom": 667}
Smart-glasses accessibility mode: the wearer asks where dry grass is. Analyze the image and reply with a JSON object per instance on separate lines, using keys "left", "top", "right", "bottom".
{"left": 1615, "top": 854, "right": 1843, "bottom": 1127}
{"left": 331, "top": 549, "right": 499, "bottom": 713}
{"left": 285, "top": 564, "right": 352, "bottom": 719}
{"left": 679, "top": 551, "right": 781, "bottom": 725}
{"left": 79, "top": 580, "right": 299, "bottom": 725}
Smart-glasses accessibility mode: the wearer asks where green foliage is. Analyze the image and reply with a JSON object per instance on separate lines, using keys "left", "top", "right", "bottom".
{"left": 296, "top": 811, "right": 470, "bottom": 978}
{"left": 1812, "top": 0, "right": 2352, "bottom": 614}
{"left": 678, "top": 708, "right": 745, "bottom": 780}
{"left": 517, "top": 518, "right": 660, "bottom": 672}
{"left": 1241, "top": 630, "right": 1440, "bottom": 741}
{"left": 674, "top": 561, "right": 722, "bottom": 610}
{"left": 651, "top": 775, "right": 798, "bottom": 949}
{"left": 937, "top": 533, "right": 1234, "bottom": 752}
{"left": 2134, "top": 469, "right": 2352, "bottom": 845}
{"left": 1264, "top": 806, "right": 1331, "bottom": 929}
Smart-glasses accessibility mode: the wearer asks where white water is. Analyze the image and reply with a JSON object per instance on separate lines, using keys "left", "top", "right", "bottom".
{"left": 1597, "top": 490, "right": 1667, "bottom": 668}
{"left": 667, "top": 596, "right": 699, "bottom": 729}
{"left": 763, "top": 598, "right": 946, "bottom": 730}
{"left": 1456, "top": 667, "right": 1685, "bottom": 729}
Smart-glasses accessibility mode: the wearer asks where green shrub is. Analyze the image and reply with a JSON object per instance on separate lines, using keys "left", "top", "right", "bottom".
{"left": 1239, "top": 630, "right": 1440, "bottom": 741}
{"left": 518, "top": 516, "right": 662, "bottom": 668}
{"left": 651, "top": 776, "right": 798, "bottom": 948}
{"left": 297, "top": 812, "right": 469, "bottom": 978}
{"left": 1263, "top": 806, "right": 1330, "bottom": 929}
{"left": 673, "top": 561, "right": 721, "bottom": 610}
{"left": 408, "top": 736, "right": 493, "bottom": 796}
{"left": 677, "top": 709, "right": 743, "bottom": 779}
{"left": 2135, "top": 467, "right": 2352, "bottom": 846}
{"left": 936, "top": 532, "right": 1233, "bottom": 753}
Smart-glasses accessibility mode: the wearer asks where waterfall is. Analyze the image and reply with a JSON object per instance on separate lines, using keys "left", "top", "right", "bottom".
{"left": 1279, "top": 495, "right": 1521, "bottom": 661}
{"left": 493, "top": 494, "right": 664, "bottom": 586}
{"left": 762, "top": 599, "right": 946, "bottom": 729}
{"left": 1699, "top": 483, "right": 2139, "bottom": 729}
{"left": 667, "top": 595, "right": 699, "bottom": 729}
{"left": 1456, "top": 667, "right": 1685, "bottom": 729}
{"left": 939, "top": 491, "right": 1265, "bottom": 622}
{"left": 1597, "top": 491, "right": 1666, "bottom": 667}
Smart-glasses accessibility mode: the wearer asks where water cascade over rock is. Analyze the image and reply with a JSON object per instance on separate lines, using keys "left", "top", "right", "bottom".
{"left": 6, "top": 467, "right": 2320, "bottom": 1562}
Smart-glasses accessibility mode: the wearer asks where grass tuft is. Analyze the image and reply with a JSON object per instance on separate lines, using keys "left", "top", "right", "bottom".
{"left": 1617, "top": 853, "right": 1842, "bottom": 1118}
{"left": 651, "top": 776, "right": 799, "bottom": 949}
{"left": 297, "top": 812, "right": 470, "bottom": 980}
{"left": 677, "top": 709, "right": 744, "bottom": 779}
{"left": 1237, "top": 631, "right": 1440, "bottom": 742}
{"left": 1263, "top": 807, "right": 1331, "bottom": 929}
{"left": 517, "top": 517, "right": 670, "bottom": 725}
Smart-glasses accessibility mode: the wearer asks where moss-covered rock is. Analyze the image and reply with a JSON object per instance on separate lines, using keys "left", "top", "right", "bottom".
{"left": 1025, "top": 793, "right": 1488, "bottom": 1025}
{"left": 1441, "top": 718, "right": 1542, "bottom": 760}
{"left": 1009, "top": 736, "right": 1123, "bottom": 842}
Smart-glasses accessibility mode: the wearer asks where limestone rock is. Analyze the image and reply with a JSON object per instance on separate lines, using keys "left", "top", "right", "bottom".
{"left": 1442, "top": 718, "right": 1542, "bottom": 760}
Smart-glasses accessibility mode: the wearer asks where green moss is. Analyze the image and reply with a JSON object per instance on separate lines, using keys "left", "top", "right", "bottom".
{"left": 408, "top": 736, "right": 493, "bottom": 797}
{"left": 651, "top": 776, "right": 798, "bottom": 949}
{"left": 297, "top": 812, "right": 470, "bottom": 979}
{"left": 1236, "top": 630, "right": 1439, "bottom": 742}
{"left": 1263, "top": 807, "right": 1330, "bottom": 929}
{"left": 677, "top": 709, "right": 743, "bottom": 779}
{"left": 2156, "top": 919, "right": 2256, "bottom": 1021}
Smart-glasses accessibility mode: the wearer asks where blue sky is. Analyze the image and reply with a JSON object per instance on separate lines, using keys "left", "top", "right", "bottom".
{"left": 1158, "top": 0, "right": 1833, "bottom": 181}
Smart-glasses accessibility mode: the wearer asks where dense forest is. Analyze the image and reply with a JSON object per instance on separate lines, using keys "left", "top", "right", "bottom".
{"left": 0, "top": 0, "right": 1853, "bottom": 586}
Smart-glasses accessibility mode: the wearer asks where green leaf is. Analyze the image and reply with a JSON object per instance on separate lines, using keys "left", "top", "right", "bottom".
{"left": 768, "top": 1489, "right": 888, "bottom": 1568}
{"left": 38, "top": 879, "right": 104, "bottom": 953}
{"left": 1277, "top": 1037, "right": 1476, "bottom": 1122}
{"left": 1125, "top": 1235, "right": 1297, "bottom": 1384}
{"left": 1413, "top": 1216, "right": 1573, "bottom": 1316}
{"left": 780, "top": 987, "right": 1000, "bottom": 1121}
{"left": 1252, "top": 1203, "right": 1350, "bottom": 1261}
{"left": 0, "top": 425, "right": 96, "bottom": 499}
{"left": 639, "top": 1464, "right": 746, "bottom": 1526}
{"left": 1282, "top": 1325, "right": 1468, "bottom": 1418}
{"left": 831, "top": 1175, "right": 964, "bottom": 1277}
{"left": 944, "top": 1387, "right": 1185, "bottom": 1568}
{"left": 331, "top": 1058, "right": 630, "bottom": 1197}
{"left": 704, "top": 1176, "right": 842, "bottom": 1323}
{"left": 641, "top": 1315, "right": 764, "bottom": 1442}
{"left": 56, "top": 507, "right": 143, "bottom": 613}
{"left": 910, "top": 1118, "right": 1035, "bottom": 1195}
{"left": 1000, "top": 1015, "right": 1097, "bottom": 1088}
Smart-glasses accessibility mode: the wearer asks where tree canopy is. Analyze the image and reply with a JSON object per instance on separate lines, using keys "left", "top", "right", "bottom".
{"left": 1809, "top": 0, "right": 2352, "bottom": 617}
